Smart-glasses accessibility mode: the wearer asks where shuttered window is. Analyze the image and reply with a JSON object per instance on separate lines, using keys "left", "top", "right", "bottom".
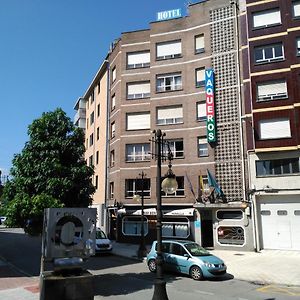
{"left": 195, "top": 35, "right": 204, "bottom": 54}
{"left": 127, "top": 112, "right": 150, "bottom": 130}
{"left": 196, "top": 68, "right": 205, "bottom": 87}
{"left": 253, "top": 9, "right": 281, "bottom": 28}
{"left": 197, "top": 102, "right": 206, "bottom": 121}
{"left": 127, "top": 82, "right": 150, "bottom": 99}
{"left": 112, "top": 67, "right": 116, "bottom": 82}
{"left": 111, "top": 94, "right": 116, "bottom": 110}
{"left": 293, "top": 1, "right": 300, "bottom": 17}
{"left": 257, "top": 80, "right": 287, "bottom": 101}
{"left": 156, "top": 40, "right": 182, "bottom": 60}
{"left": 157, "top": 106, "right": 183, "bottom": 125}
{"left": 259, "top": 118, "right": 291, "bottom": 139}
{"left": 127, "top": 51, "right": 150, "bottom": 69}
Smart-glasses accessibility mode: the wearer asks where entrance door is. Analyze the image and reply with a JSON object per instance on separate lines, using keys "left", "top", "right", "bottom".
{"left": 201, "top": 210, "right": 214, "bottom": 248}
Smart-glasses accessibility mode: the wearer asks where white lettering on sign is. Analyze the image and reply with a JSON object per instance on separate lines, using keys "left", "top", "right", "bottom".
{"left": 157, "top": 9, "right": 182, "bottom": 22}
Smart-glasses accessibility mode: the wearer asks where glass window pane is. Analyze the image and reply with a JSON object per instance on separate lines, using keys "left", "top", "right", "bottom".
{"left": 217, "top": 226, "right": 245, "bottom": 245}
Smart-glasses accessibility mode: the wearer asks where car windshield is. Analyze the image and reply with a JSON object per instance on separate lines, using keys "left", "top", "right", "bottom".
{"left": 185, "top": 243, "right": 211, "bottom": 256}
{"left": 96, "top": 230, "right": 107, "bottom": 239}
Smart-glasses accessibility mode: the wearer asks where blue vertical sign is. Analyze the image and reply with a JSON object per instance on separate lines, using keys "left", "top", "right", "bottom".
{"left": 205, "top": 69, "right": 216, "bottom": 143}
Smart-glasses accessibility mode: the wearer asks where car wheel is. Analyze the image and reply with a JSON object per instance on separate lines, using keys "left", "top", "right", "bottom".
{"left": 148, "top": 259, "right": 157, "bottom": 273}
{"left": 190, "top": 266, "right": 203, "bottom": 280}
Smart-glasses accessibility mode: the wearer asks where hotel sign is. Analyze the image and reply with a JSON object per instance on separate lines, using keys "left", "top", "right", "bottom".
{"left": 156, "top": 9, "right": 182, "bottom": 22}
{"left": 205, "top": 69, "right": 216, "bottom": 143}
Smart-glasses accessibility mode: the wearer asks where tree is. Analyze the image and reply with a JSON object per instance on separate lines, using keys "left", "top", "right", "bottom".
{"left": 3, "top": 108, "right": 95, "bottom": 232}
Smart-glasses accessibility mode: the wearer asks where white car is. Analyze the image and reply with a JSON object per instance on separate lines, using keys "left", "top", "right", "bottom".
{"left": 95, "top": 229, "right": 112, "bottom": 254}
{"left": 0, "top": 216, "right": 7, "bottom": 225}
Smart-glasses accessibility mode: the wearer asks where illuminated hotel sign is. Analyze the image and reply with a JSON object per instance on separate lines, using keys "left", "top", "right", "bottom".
{"left": 205, "top": 69, "right": 216, "bottom": 143}
{"left": 156, "top": 9, "right": 182, "bottom": 22}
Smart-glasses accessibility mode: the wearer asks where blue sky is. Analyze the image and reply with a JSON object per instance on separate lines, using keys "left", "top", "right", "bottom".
{"left": 0, "top": 0, "right": 189, "bottom": 175}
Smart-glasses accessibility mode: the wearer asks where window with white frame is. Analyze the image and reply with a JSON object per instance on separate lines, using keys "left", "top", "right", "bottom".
{"left": 195, "top": 34, "right": 205, "bottom": 54}
{"left": 195, "top": 68, "right": 205, "bottom": 87}
{"left": 296, "top": 38, "right": 300, "bottom": 55}
{"left": 257, "top": 80, "right": 288, "bottom": 101}
{"left": 110, "top": 150, "right": 115, "bottom": 167}
{"left": 89, "top": 133, "right": 94, "bottom": 147}
{"left": 127, "top": 51, "right": 150, "bottom": 69}
{"left": 157, "top": 106, "right": 183, "bottom": 125}
{"left": 198, "top": 137, "right": 208, "bottom": 157}
{"left": 125, "top": 178, "right": 151, "bottom": 197}
{"left": 197, "top": 102, "right": 207, "bottom": 121}
{"left": 162, "top": 176, "right": 184, "bottom": 197}
{"left": 156, "top": 73, "right": 182, "bottom": 92}
{"left": 254, "top": 43, "right": 284, "bottom": 64}
{"left": 259, "top": 118, "right": 291, "bottom": 139}
{"left": 126, "top": 143, "right": 150, "bottom": 162}
{"left": 126, "top": 112, "right": 150, "bottom": 130}
{"left": 112, "top": 66, "right": 116, "bottom": 82}
{"left": 156, "top": 40, "right": 182, "bottom": 60}
{"left": 293, "top": 1, "right": 300, "bottom": 18}
{"left": 163, "top": 140, "right": 184, "bottom": 158}
{"left": 162, "top": 220, "right": 190, "bottom": 238}
{"left": 122, "top": 216, "right": 148, "bottom": 236}
{"left": 111, "top": 121, "right": 116, "bottom": 138}
{"left": 109, "top": 182, "right": 114, "bottom": 199}
{"left": 252, "top": 8, "right": 281, "bottom": 28}
{"left": 111, "top": 94, "right": 116, "bottom": 110}
{"left": 127, "top": 81, "right": 150, "bottom": 99}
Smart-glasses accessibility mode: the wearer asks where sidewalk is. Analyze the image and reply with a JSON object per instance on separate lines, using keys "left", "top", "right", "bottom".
{"left": 112, "top": 241, "right": 300, "bottom": 286}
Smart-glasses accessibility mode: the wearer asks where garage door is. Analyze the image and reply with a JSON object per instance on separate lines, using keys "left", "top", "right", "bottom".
{"left": 258, "top": 195, "right": 300, "bottom": 250}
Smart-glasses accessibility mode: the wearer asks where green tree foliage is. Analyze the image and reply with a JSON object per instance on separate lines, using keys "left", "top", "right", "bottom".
{"left": 3, "top": 108, "right": 95, "bottom": 231}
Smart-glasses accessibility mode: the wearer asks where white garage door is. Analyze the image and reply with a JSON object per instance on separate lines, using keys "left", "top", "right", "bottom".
{"left": 258, "top": 195, "right": 300, "bottom": 250}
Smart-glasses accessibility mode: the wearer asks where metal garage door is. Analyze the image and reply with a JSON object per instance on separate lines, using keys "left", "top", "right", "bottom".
{"left": 259, "top": 195, "right": 300, "bottom": 250}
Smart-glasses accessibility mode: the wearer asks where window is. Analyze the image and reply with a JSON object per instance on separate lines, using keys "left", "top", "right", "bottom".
{"left": 97, "top": 82, "right": 100, "bottom": 94}
{"left": 90, "top": 91, "right": 94, "bottom": 104}
{"left": 252, "top": 8, "right": 281, "bottom": 28}
{"left": 195, "top": 34, "right": 205, "bottom": 54}
{"left": 127, "top": 82, "right": 150, "bottom": 99}
{"left": 89, "top": 155, "right": 93, "bottom": 166}
{"left": 296, "top": 38, "right": 300, "bottom": 55}
{"left": 217, "top": 210, "right": 243, "bottom": 220}
{"left": 261, "top": 210, "right": 271, "bottom": 216}
{"left": 126, "top": 112, "right": 150, "bottom": 130}
{"left": 126, "top": 143, "right": 150, "bottom": 162}
{"left": 111, "top": 94, "right": 116, "bottom": 111}
{"left": 96, "top": 127, "right": 99, "bottom": 141}
{"left": 254, "top": 43, "right": 284, "bottom": 64}
{"left": 122, "top": 216, "right": 148, "bottom": 236}
{"left": 277, "top": 210, "right": 287, "bottom": 216}
{"left": 256, "top": 158, "right": 300, "bottom": 176}
{"left": 157, "top": 106, "right": 183, "bottom": 125}
{"left": 95, "top": 175, "right": 98, "bottom": 190}
{"left": 162, "top": 176, "right": 184, "bottom": 197}
{"left": 162, "top": 221, "right": 190, "bottom": 238}
{"left": 109, "top": 182, "right": 114, "bottom": 199}
{"left": 125, "top": 178, "right": 151, "bottom": 197}
{"left": 293, "top": 1, "right": 300, "bottom": 18}
{"left": 96, "top": 151, "right": 99, "bottom": 165}
{"left": 198, "top": 138, "right": 208, "bottom": 157}
{"left": 89, "top": 133, "right": 94, "bottom": 147}
{"left": 97, "top": 104, "right": 100, "bottom": 117}
{"left": 156, "top": 73, "right": 182, "bottom": 92}
{"left": 197, "top": 102, "right": 206, "bottom": 121}
{"left": 110, "top": 150, "right": 115, "bottom": 167}
{"left": 199, "top": 175, "right": 210, "bottom": 194}
{"left": 127, "top": 51, "right": 150, "bottom": 69}
{"left": 111, "top": 122, "right": 116, "bottom": 138}
{"left": 163, "top": 140, "right": 184, "bottom": 158}
{"left": 112, "top": 66, "right": 116, "bottom": 82}
{"left": 156, "top": 40, "right": 182, "bottom": 60}
{"left": 259, "top": 118, "right": 291, "bottom": 139}
{"left": 195, "top": 68, "right": 205, "bottom": 87}
{"left": 217, "top": 226, "right": 245, "bottom": 246}
{"left": 257, "top": 80, "right": 288, "bottom": 101}
{"left": 90, "top": 112, "right": 94, "bottom": 125}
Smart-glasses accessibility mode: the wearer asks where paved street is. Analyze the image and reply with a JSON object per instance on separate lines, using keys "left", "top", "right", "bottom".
{"left": 0, "top": 227, "right": 300, "bottom": 300}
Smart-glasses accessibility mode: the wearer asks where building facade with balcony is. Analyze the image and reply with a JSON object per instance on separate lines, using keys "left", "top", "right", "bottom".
{"left": 105, "top": 0, "right": 254, "bottom": 250}
{"left": 242, "top": 0, "right": 300, "bottom": 250}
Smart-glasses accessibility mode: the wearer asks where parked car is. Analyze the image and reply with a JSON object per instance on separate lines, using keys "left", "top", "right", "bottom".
{"left": 95, "top": 229, "right": 113, "bottom": 254}
{"left": 0, "top": 216, "right": 7, "bottom": 225}
{"left": 147, "top": 240, "right": 226, "bottom": 280}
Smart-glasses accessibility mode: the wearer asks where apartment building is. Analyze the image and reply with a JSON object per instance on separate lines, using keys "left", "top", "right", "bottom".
{"left": 242, "top": 0, "right": 300, "bottom": 250}
{"left": 103, "top": 0, "right": 255, "bottom": 251}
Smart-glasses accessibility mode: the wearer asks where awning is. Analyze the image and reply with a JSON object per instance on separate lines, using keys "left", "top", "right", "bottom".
{"left": 163, "top": 208, "right": 195, "bottom": 216}
{"left": 117, "top": 208, "right": 126, "bottom": 214}
{"left": 131, "top": 208, "right": 157, "bottom": 216}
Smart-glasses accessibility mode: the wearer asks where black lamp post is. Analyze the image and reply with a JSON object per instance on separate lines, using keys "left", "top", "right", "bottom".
{"left": 132, "top": 171, "right": 147, "bottom": 259}
{"left": 152, "top": 129, "right": 178, "bottom": 300}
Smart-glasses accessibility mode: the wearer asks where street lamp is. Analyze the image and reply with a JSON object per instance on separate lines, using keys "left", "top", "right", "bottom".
{"left": 152, "top": 129, "right": 177, "bottom": 300}
{"left": 132, "top": 171, "right": 147, "bottom": 259}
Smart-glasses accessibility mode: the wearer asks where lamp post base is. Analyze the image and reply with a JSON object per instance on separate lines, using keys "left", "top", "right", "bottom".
{"left": 152, "top": 279, "right": 169, "bottom": 300}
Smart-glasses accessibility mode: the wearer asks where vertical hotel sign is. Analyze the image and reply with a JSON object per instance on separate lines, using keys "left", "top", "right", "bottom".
{"left": 205, "top": 69, "right": 216, "bottom": 143}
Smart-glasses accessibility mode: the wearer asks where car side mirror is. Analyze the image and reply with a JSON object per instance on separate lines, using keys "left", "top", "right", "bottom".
{"left": 183, "top": 253, "right": 190, "bottom": 259}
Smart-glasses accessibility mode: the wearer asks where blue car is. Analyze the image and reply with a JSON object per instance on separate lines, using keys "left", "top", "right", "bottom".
{"left": 147, "top": 240, "right": 226, "bottom": 280}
